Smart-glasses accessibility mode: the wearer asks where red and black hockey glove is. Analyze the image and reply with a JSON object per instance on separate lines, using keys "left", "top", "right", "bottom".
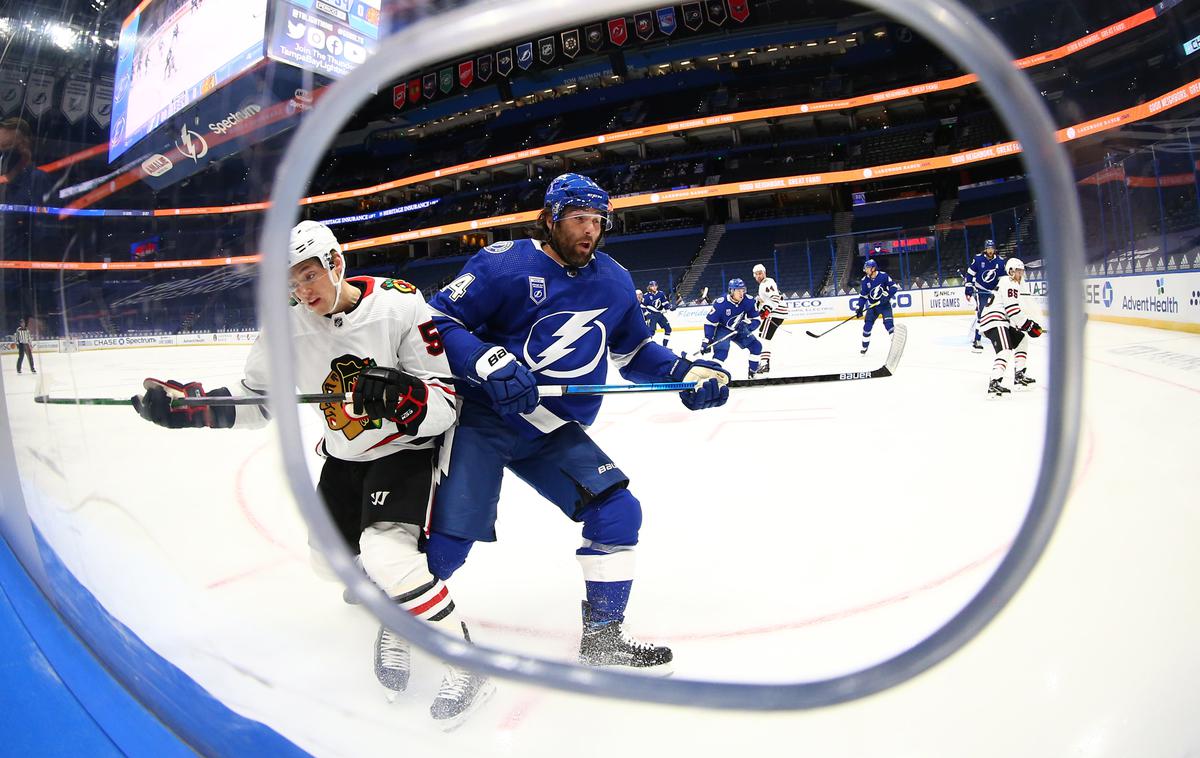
{"left": 1020, "top": 319, "right": 1044, "bottom": 338}
{"left": 352, "top": 366, "right": 429, "bottom": 431}
{"left": 132, "top": 378, "right": 235, "bottom": 429}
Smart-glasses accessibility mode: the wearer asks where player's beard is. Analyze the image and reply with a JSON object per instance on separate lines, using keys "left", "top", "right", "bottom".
{"left": 549, "top": 225, "right": 600, "bottom": 269}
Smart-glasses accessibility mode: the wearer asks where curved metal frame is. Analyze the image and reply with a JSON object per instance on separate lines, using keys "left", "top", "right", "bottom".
{"left": 258, "top": 0, "right": 1084, "bottom": 709}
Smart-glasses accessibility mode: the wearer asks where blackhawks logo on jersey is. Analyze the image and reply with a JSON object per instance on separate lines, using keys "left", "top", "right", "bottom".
{"left": 321, "top": 354, "right": 381, "bottom": 440}
{"left": 381, "top": 278, "right": 418, "bottom": 294}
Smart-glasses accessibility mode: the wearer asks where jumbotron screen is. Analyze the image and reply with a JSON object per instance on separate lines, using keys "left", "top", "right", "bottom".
{"left": 109, "top": 0, "right": 270, "bottom": 162}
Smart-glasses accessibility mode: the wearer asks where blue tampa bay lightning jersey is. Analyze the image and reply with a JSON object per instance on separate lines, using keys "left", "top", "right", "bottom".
{"left": 703, "top": 295, "right": 759, "bottom": 340}
{"left": 860, "top": 271, "right": 899, "bottom": 304}
{"left": 965, "top": 254, "right": 1005, "bottom": 294}
{"left": 428, "top": 238, "right": 683, "bottom": 437}
{"left": 642, "top": 290, "right": 671, "bottom": 313}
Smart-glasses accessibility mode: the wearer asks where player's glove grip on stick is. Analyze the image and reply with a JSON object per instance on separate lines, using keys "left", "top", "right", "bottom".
{"left": 132, "top": 378, "right": 235, "bottom": 429}
{"left": 352, "top": 366, "right": 429, "bottom": 430}
{"left": 671, "top": 359, "right": 730, "bottom": 411}
{"left": 1020, "top": 319, "right": 1045, "bottom": 338}
{"left": 468, "top": 344, "right": 539, "bottom": 416}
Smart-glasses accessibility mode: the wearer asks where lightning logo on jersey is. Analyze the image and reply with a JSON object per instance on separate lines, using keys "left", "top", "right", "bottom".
{"left": 523, "top": 308, "right": 608, "bottom": 377}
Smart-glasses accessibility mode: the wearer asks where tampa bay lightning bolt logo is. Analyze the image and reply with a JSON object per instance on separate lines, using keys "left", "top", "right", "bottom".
{"left": 529, "top": 276, "right": 547, "bottom": 304}
{"left": 523, "top": 308, "right": 607, "bottom": 378}
{"left": 869, "top": 284, "right": 887, "bottom": 300}
{"left": 981, "top": 270, "right": 998, "bottom": 284}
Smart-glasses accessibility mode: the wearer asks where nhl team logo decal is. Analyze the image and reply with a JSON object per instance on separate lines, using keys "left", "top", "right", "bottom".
{"left": 529, "top": 276, "right": 547, "bottom": 305}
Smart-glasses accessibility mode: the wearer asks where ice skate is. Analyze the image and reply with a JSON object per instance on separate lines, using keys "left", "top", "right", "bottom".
{"left": 987, "top": 378, "right": 1010, "bottom": 397}
{"left": 1013, "top": 369, "right": 1036, "bottom": 386}
{"left": 972, "top": 340, "right": 983, "bottom": 351}
{"left": 754, "top": 359, "right": 770, "bottom": 377}
{"left": 374, "top": 625, "right": 410, "bottom": 695}
{"left": 578, "top": 601, "right": 673, "bottom": 674}
{"left": 430, "top": 664, "right": 495, "bottom": 729}
{"left": 859, "top": 347, "right": 868, "bottom": 355}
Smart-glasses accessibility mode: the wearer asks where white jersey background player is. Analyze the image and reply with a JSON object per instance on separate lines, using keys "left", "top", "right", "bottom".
{"left": 977, "top": 257, "right": 1043, "bottom": 396}
{"left": 752, "top": 263, "right": 788, "bottom": 375}
{"left": 130, "top": 220, "right": 492, "bottom": 725}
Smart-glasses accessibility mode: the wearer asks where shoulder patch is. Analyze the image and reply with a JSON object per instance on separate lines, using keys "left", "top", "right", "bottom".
{"left": 483, "top": 241, "right": 514, "bottom": 254}
{"left": 380, "top": 278, "right": 418, "bottom": 294}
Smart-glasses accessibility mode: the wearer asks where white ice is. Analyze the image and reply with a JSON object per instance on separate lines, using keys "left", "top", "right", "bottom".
{"left": 3, "top": 313, "right": 1198, "bottom": 756}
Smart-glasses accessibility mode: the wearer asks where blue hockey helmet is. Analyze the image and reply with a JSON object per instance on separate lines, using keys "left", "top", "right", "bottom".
{"left": 728, "top": 277, "right": 747, "bottom": 292}
{"left": 984, "top": 238, "right": 996, "bottom": 253}
{"left": 647, "top": 280, "right": 658, "bottom": 287}
{"left": 544, "top": 173, "right": 612, "bottom": 229}
{"left": 863, "top": 258, "right": 878, "bottom": 271}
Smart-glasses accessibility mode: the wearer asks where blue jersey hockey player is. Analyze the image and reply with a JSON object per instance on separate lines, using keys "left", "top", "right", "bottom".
{"left": 965, "top": 239, "right": 1005, "bottom": 351}
{"left": 856, "top": 259, "right": 899, "bottom": 354}
{"left": 641, "top": 281, "right": 674, "bottom": 347}
{"left": 702, "top": 278, "right": 764, "bottom": 377}
{"left": 426, "top": 173, "right": 731, "bottom": 673}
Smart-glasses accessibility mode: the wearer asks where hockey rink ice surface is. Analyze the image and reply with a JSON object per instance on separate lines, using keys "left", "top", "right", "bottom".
{"left": 4, "top": 314, "right": 1198, "bottom": 756}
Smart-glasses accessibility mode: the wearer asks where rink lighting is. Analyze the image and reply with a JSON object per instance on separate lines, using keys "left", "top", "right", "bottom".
{"left": 46, "top": 22, "right": 78, "bottom": 50}
{"left": 0, "top": 18, "right": 10, "bottom": 36}
{"left": 806, "top": 41, "right": 818, "bottom": 46}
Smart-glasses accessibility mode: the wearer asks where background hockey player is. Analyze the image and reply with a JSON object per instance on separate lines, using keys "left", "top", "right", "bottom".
{"left": 130, "top": 220, "right": 491, "bottom": 725}
{"left": 856, "top": 258, "right": 899, "bottom": 355}
{"left": 703, "top": 278, "right": 764, "bottom": 377}
{"left": 978, "top": 257, "right": 1042, "bottom": 396}
{"left": 641, "top": 280, "right": 675, "bottom": 347}
{"left": 752, "top": 263, "right": 788, "bottom": 375}
{"left": 965, "top": 239, "right": 1005, "bottom": 351}
{"left": 426, "top": 173, "right": 730, "bottom": 675}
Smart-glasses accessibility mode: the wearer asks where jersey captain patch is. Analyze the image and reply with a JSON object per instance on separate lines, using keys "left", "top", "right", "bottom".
{"left": 320, "top": 354, "right": 381, "bottom": 439}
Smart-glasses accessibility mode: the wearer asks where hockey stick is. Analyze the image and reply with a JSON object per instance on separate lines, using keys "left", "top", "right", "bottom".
{"left": 32, "top": 382, "right": 702, "bottom": 407}
{"left": 738, "top": 322, "right": 908, "bottom": 387}
{"left": 806, "top": 299, "right": 887, "bottom": 339}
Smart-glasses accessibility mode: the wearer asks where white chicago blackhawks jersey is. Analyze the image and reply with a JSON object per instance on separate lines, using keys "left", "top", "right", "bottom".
{"left": 234, "top": 276, "right": 457, "bottom": 462}
{"left": 978, "top": 275, "right": 1029, "bottom": 331}
{"left": 755, "top": 276, "right": 789, "bottom": 317}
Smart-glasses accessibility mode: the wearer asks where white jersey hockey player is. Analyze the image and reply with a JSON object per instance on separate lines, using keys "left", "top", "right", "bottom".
{"left": 752, "top": 263, "right": 788, "bottom": 374}
{"left": 130, "top": 220, "right": 491, "bottom": 725}
{"left": 977, "top": 257, "right": 1043, "bottom": 396}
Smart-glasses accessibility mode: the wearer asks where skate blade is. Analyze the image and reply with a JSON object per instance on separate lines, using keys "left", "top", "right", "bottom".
{"left": 433, "top": 680, "right": 497, "bottom": 732}
{"left": 585, "top": 661, "right": 675, "bottom": 678}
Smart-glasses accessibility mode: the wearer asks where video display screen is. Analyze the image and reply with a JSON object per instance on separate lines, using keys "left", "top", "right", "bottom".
{"left": 266, "top": 0, "right": 384, "bottom": 80}
{"left": 109, "top": 0, "right": 269, "bottom": 162}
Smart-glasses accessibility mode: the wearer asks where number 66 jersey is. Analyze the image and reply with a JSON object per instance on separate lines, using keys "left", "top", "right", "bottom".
{"left": 233, "top": 276, "right": 458, "bottom": 462}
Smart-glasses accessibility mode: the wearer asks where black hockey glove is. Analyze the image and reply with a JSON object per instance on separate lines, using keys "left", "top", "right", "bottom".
{"left": 352, "top": 366, "right": 429, "bottom": 430}
{"left": 854, "top": 303, "right": 865, "bottom": 318}
{"left": 1021, "top": 319, "right": 1044, "bottom": 338}
{"left": 132, "top": 378, "right": 235, "bottom": 429}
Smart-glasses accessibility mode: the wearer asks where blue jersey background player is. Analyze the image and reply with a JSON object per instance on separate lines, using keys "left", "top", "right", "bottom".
{"left": 856, "top": 259, "right": 899, "bottom": 354}
{"left": 964, "top": 239, "right": 1005, "bottom": 350}
{"left": 641, "top": 281, "right": 674, "bottom": 347}
{"left": 426, "top": 173, "right": 731, "bottom": 672}
{"left": 702, "top": 278, "right": 763, "bottom": 376}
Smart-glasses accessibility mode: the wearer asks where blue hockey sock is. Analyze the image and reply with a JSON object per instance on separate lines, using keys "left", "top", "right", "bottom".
{"left": 662, "top": 337, "right": 670, "bottom": 347}
{"left": 585, "top": 580, "right": 632, "bottom": 626}
{"left": 749, "top": 359, "right": 760, "bottom": 374}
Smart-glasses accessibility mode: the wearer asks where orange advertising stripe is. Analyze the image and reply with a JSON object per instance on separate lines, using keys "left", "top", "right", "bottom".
{"left": 96, "top": 3, "right": 1160, "bottom": 217}
{"left": 0, "top": 254, "right": 261, "bottom": 271}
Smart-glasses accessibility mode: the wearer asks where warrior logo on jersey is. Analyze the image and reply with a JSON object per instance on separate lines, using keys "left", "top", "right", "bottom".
{"left": 522, "top": 308, "right": 607, "bottom": 378}
{"left": 320, "top": 354, "right": 381, "bottom": 440}
{"left": 381, "top": 278, "right": 418, "bottom": 294}
{"left": 528, "top": 276, "right": 547, "bottom": 304}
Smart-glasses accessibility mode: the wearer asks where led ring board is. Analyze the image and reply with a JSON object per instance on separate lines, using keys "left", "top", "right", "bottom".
{"left": 259, "top": 0, "right": 1085, "bottom": 709}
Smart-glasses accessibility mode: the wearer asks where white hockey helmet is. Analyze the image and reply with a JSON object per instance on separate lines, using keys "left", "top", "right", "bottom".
{"left": 290, "top": 220, "right": 340, "bottom": 270}
{"left": 752, "top": 263, "right": 766, "bottom": 274}
{"left": 1005, "top": 257, "right": 1025, "bottom": 275}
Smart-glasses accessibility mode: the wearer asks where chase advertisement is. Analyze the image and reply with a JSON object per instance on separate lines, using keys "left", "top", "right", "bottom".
{"left": 266, "top": 0, "right": 385, "bottom": 80}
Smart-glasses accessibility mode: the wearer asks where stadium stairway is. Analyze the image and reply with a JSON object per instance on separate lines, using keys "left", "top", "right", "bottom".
{"left": 676, "top": 224, "right": 726, "bottom": 301}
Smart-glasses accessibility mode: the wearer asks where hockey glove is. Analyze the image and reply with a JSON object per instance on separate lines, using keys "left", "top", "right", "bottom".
{"left": 736, "top": 320, "right": 755, "bottom": 338}
{"left": 759, "top": 307, "right": 772, "bottom": 321}
{"left": 670, "top": 358, "right": 730, "bottom": 411}
{"left": 352, "top": 366, "right": 429, "bottom": 431}
{"left": 854, "top": 303, "right": 865, "bottom": 318}
{"left": 984, "top": 293, "right": 995, "bottom": 308}
{"left": 467, "top": 344, "right": 538, "bottom": 416}
{"left": 965, "top": 287, "right": 975, "bottom": 302}
{"left": 132, "top": 378, "right": 235, "bottom": 429}
{"left": 1020, "top": 319, "right": 1044, "bottom": 338}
